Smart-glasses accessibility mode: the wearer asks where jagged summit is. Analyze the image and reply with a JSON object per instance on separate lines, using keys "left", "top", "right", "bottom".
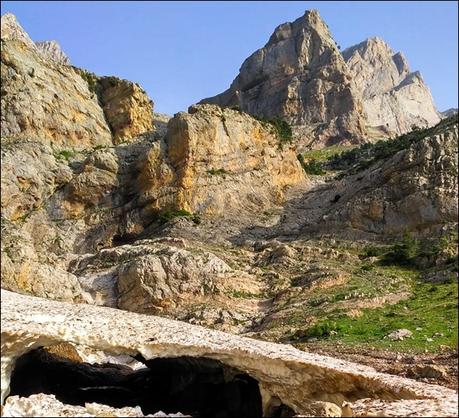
{"left": 266, "top": 9, "right": 335, "bottom": 50}
{"left": 343, "top": 36, "right": 440, "bottom": 135}
{"left": 1, "top": 13, "right": 71, "bottom": 65}
{"left": 200, "top": 9, "right": 367, "bottom": 149}
{"left": 0, "top": 12, "right": 36, "bottom": 49}
{"left": 36, "top": 40, "right": 70, "bottom": 65}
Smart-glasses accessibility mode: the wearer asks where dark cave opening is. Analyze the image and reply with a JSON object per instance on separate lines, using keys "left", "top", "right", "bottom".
{"left": 9, "top": 348, "right": 263, "bottom": 418}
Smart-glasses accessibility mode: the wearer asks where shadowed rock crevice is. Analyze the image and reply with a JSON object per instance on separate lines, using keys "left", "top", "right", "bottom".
{"left": 9, "top": 348, "right": 264, "bottom": 418}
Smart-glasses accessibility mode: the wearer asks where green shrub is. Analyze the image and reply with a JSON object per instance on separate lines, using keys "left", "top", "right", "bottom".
{"left": 79, "top": 69, "right": 99, "bottom": 94}
{"left": 382, "top": 233, "right": 420, "bottom": 266}
{"left": 302, "top": 321, "right": 339, "bottom": 339}
{"left": 160, "top": 208, "right": 201, "bottom": 225}
{"left": 362, "top": 245, "right": 384, "bottom": 258}
{"left": 207, "top": 168, "right": 227, "bottom": 175}
{"left": 54, "top": 149, "right": 75, "bottom": 161}
{"left": 297, "top": 154, "right": 326, "bottom": 175}
{"left": 255, "top": 116, "right": 292, "bottom": 145}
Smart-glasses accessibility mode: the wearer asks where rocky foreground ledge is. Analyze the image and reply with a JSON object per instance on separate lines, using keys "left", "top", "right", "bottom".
{"left": 1, "top": 289, "right": 457, "bottom": 417}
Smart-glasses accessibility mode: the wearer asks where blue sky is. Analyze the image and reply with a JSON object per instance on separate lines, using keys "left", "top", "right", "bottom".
{"left": 2, "top": 1, "right": 458, "bottom": 114}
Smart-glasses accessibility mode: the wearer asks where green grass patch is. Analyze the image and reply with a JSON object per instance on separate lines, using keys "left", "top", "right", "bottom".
{"left": 304, "top": 275, "right": 458, "bottom": 352}
{"left": 302, "top": 145, "right": 354, "bottom": 163}
{"left": 297, "top": 145, "right": 353, "bottom": 175}
{"left": 54, "top": 149, "right": 76, "bottom": 161}
{"left": 297, "top": 154, "right": 326, "bottom": 175}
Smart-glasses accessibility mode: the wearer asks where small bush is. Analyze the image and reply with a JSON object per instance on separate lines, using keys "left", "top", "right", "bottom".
{"left": 362, "top": 245, "right": 385, "bottom": 258}
{"left": 255, "top": 116, "right": 292, "bottom": 145}
{"left": 207, "top": 168, "right": 227, "bottom": 175}
{"left": 382, "top": 233, "right": 420, "bottom": 266}
{"left": 160, "top": 208, "right": 201, "bottom": 225}
{"left": 54, "top": 149, "right": 75, "bottom": 161}
{"left": 302, "top": 321, "right": 339, "bottom": 339}
{"left": 297, "top": 154, "right": 326, "bottom": 175}
{"left": 79, "top": 70, "right": 99, "bottom": 94}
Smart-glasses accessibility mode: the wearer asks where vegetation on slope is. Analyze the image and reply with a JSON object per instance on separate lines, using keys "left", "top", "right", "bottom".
{"left": 328, "top": 115, "right": 458, "bottom": 174}
{"left": 257, "top": 232, "right": 458, "bottom": 353}
{"left": 296, "top": 115, "right": 457, "bottom": 176}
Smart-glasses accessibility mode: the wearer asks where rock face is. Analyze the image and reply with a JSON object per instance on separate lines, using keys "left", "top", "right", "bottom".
{"left": 1, "top": 35, "right": 112, "bottom": 148}
{"left": 316, "top": 121, "right": 458, "bottom": 236}
{"left": 200, "top": 10, "right": 367, "bottom": 149}
{"left": 441, "top": 108, "right": 458, "bottom": 119}
{"left": 2, "top": 289, "right": 457, "bottom": 417}
{"left": 0, "top": 12, "right": 36, "bottom": 49}
{"left": 0, "top": 13, "right": 154, "bottom": 149}
{"left": 343, "top": 38, "right": 441, "bottom": 137}
{"left": 96, "top": 76, "right": 154, "bottom": 144}
{"left": 138, "top": 104, "right": 305, "bottom": 216}
{"left": 35, "top": 40, "right": 70, "bottom": 65}
{"left": 276, "top": 118, "right": 458, "bottom": 238}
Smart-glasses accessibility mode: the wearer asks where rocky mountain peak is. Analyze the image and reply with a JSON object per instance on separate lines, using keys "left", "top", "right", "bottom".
{"left": 35, "top": 40, "right": 70, "bottom": 65}
{"left": 0, "top": 12, "right": 36, "bottom": 49}
{"left": 343, "top": 36, "right": 440, "bottom": 135}
{"left": 266, "top": 9, "right": 334, "bottom": 49}
{"left": 201, "top": 9, "right": 367, "bottom": 149}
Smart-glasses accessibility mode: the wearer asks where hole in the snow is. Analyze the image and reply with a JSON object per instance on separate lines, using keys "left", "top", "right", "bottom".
{"left": 9, "top": 347, "right": 264, "bottom": 417}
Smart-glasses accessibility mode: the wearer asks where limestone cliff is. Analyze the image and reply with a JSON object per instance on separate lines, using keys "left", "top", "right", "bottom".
{"left": 97, "top": 76, "right": 154, "bottom": 144}
{"left": 0, "top": 37, "right": 113, "bottom": 148}
{"left": 343, "top": 37, "right": 441, "bottom": 137}
{"left": 0, "top": 13, "right": 154, "bottom": 149}
{"left": 138, "top": 104, "right": 305, "bottom": 216}
{"left": 200, "top": 10, "right": 367, "bottom": 149}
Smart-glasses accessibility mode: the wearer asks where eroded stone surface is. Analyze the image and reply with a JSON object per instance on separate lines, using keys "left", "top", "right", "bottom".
{"left": 343, "top": 37, "right": 441, "bottom": 137}
{"left": 200, "top": 10, "right": 367, "bottom": 149}
{"left": 2, "top": 394, "right": 189, "bottom": 417}
{"left": 1, "top": 290, "right": 457, "bottom": 417}
{"left": 138, "top": 104, "right": 305, "bottom": 216}
{"left": 35, "top": 40, "right": 70, "bottom": 65}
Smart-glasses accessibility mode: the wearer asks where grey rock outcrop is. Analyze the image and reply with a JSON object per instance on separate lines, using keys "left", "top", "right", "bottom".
{"left": 35, "top": 40, "right": 70, "bottom": 65}
{"left": 441, "top": 108, "right": 458, "bottom": 119}
{"left": 281, "top": 118, "right": 458, "bottom": 238}
{"left": 343, "top": 37, "right": 441, "bottom": 137}
{"left": 200, "top": 10, "right": 367, "bottom": 149}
